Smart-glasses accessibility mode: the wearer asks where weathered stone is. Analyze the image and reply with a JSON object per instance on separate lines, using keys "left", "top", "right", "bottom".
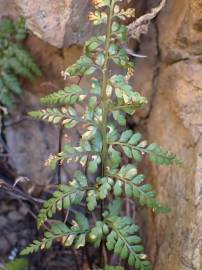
{"left": 8, "top": 211, "right": 23, "bottom": 222}
{"left": 133, "top": 0, "right": 202, "bottom": 269}
{"left": 19, "top": 205, "right": 29, "bottom": 216}
{"left": 0, "top": 216, "right": 7, "bottom": 227}
{"left": 0, "top": 0, "right": 99, "bottom": 48}
{"left": 0, "top": 237, "right": 10, "bottom": 255}
{"left": 4, "top": 35, "right": 83, "bottom": 190}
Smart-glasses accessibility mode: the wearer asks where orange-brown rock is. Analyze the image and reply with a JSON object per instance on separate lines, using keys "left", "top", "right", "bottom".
{"left": 134, "top": 1, "right": 202, "bottom": 269}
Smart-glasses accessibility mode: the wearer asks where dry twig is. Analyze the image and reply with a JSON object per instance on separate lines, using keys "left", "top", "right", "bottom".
{"left": 128, "top": 0, "right": 167, "bottom": 41}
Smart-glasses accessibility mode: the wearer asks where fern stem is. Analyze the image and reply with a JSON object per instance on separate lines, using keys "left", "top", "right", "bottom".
{"left": 101, "top": 2, "right": 113, "bottom": 176}
{"left": 57, "top": 125, "right": 63, "bottom": 185}
{"left": 100, "top": 1, "right": 114, "bottom": 266}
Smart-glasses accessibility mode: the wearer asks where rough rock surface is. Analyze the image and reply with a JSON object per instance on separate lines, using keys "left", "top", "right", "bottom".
{"left": 133, "top": 0, "right": 202, "bottom": 269}
{"left": 4, "top": 35, "right": 84, "bottom": 188}
{"left": 0, "top": 0, "right": 99, "bottom": 47}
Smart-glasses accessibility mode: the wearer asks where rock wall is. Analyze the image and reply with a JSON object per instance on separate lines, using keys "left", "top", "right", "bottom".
{"left": 133, "top": 0, "right": 202, "bottom": 269}
{"left": 0, "top": 0, "right": 98, "bottom": 47}
{"left": 0, "top": 0, "right": 202, "bottom": 269}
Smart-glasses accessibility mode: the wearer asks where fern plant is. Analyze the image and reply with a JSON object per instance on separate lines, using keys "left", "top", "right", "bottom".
{"left": 21, "top": 1, "right": 181, "bottom": 269}
{"left": 0, "top": 17, "right": 41, "bottom": 107}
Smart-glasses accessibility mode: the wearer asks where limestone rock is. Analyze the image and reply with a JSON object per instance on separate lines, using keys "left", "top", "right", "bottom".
{"left": 0, "top": 0, "right": 98, "bottom": 48}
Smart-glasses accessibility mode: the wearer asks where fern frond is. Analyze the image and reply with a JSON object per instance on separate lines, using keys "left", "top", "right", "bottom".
{"left": 22, "top": 0, "right": 181, "bottom": 267}
{"left": 0, "top": 86, "right": 13, "bottom": 107}
{"left": 145, "top": 143, "right": 182, "bottom": 165}
{"left": 109, "top": 75, "right": 147, "bottom": 108}
{"left": 7, "top": 57, "right": 35, "bottom": 80}
{"left": 84, "top": 35, "right": 105, "bottom": 57}
{"left": 11, "top": 44, "right": 42, "bottom": 76}
{"left": 21, "top": 218, "right": 89, "bottom": 255}
{"left": 110, "top": 129, "right": 181, "bottom": 165}
{"left": 105, "top": 216, "right": 152, "bottom": 270}
{"left": 47, "top": 142, "right": 101, "bottom": 174}
{"left": 96, "top": 177, "right": 114, "bottom": 200}
{"left": 20, "top": 240, "right": 42, "bottom": 256}
{"left": 89, "top": 221, "right": 109, "bottom": 247}
{"left": 64, "top": 55, "right": 97, "bottom": 77}
{"left": 15, "top": 17, "right": 27, "bottom": 40}
{"left": 107, "top": 164, "right": 170, "bottom": 213}
{"left": 86, "top": 190, "right": 97, "bottom": 211}
{"left": 40, "top": 84, "right": 87, "bottom": 105}
{"left": 29, "top": 107, "right": 80, "bottom": 128}
{"left": 0, "top": 19, "right": 15, "bottom": 39}
{"left": 0, "top": 18, "right": 41, "bottom": 107}
{"left": 37, "top": 171, "right": 89, "bottom": 228}
{"left": 2, "top": 72, "right": 22, "bottom": 95}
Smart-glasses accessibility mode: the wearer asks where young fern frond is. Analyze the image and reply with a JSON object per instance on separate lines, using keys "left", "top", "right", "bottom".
{"left": 21, "top": 1, "right": 181, "bottom": 269}
{"left": 0, "top": 18, "right": 41, "bottom": 107}
{"left": 107, "top": 165, "right": 170, "bottom": 213}
{"left": 22, "top": 213, "right": 89, "bottom": 255}
{"left": 29, "top": 107, "right": 81, "bottom": 128}
{"left": 37, "top": 171, "right": 89, "bottom": 228}
{"left": 40, "top": 84, "right": 88, "bottom": 105}
{"left": 109, "top": 128, "right": 182, "bottom": 165}
{"left": 46, "top": 142, "right": 101, "bottom": 173}
{"left": 10, "top": 44, "right": 41, "bottom": 76}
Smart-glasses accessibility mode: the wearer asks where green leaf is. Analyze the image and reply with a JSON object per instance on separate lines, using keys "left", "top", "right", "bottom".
{"left": 88, "top": 10, "right": 107, "bottom": 25}
{"left": 105, "top": 216, "right": 152, "bottom": 270}
{"left": 111, "top": 129, "right": 181, "bottom": 165}
{"left": 146, "top": 143, "right": 182, "bottom": 165}
{"left": 108, "top": 146, "right": 121, "bottom": 169}
{"left": 11, "top": 44, "right": 41, "bottom": 76}
{"left": 112, "top": 110, "right": 126, "bottom": 126}
{"left": 89, "top": 221, "right": 108, "bottom": 248}
{"left": 3, "top": 258, "right": 28, "bottom": 270}
{"left": 84, "top": 35, "right": 105, "bottom": 56}
{"left": 108, "top": 199, "right": 122, "bottom": 216}
{"left": 107, "top": 164, "right": 170, "bottom": 213}
{"left": 96, "top": 177, "right": 114, "bottom": 200}
{"left": 74, "top": 234, "right": 86, "bottom": 249}
{"left": 75, "top": 212, "right": 89, "bottom": 231}
{"left": 88, "top": 155, "right": 101, "bottom": 174}
{"left": 0, "top": 18, "right": 41, "bottom": 108}
{"left": 64, "top": 55, "right": 96, "bottom": 77}
{"left": 29, "top": 107, "right": 81, "bottom": 128}
{"left": 37, "top": 171, "right": 88, "bottom": 228}
{"left": 2, "top": 72, "right": 22, "bottom": 95}
{"left": 95, "top": 52, "right": 105, "bottom": 66}
{"left": 111, "top": 22, "right": 128, "bottom": 43}
{"left": 109, "top": 75, "right": 147, "bottom": 111}
{"left": 104, "top": 266, "right": 124, "bottom": 270}
{"left": 41, "top": 85, "right": 87, "bottom": 105}
{"left": 87, "top": 190, "right": 97, "bottom": 211}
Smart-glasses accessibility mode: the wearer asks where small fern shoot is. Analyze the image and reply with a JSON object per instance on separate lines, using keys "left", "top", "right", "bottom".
{"left": 0, "top": 18, "right": 41, "bottom": 108}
